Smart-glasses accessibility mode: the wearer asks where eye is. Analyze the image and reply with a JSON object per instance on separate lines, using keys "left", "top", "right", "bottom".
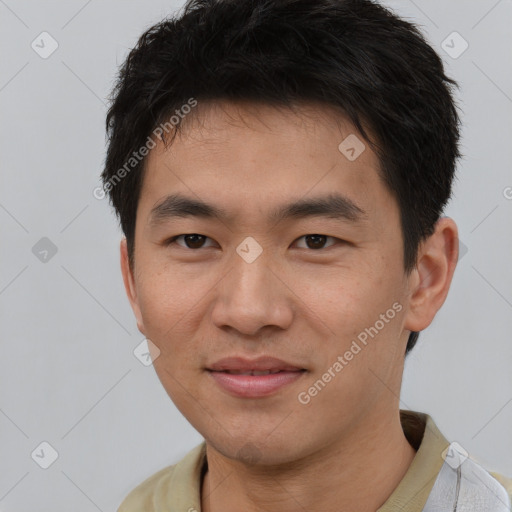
{"left": 166, "top": 234, "right": 216, "bottom": 249}
{"left": 165, "top": 234, "right": 343, "bottom": 251}
{"left": 294, "top": 234, "right": 340, "bottom": 250}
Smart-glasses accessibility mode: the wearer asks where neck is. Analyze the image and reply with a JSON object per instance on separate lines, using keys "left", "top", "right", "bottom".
{"left": 201, "top": 409, "right": 417, "bottom": 512}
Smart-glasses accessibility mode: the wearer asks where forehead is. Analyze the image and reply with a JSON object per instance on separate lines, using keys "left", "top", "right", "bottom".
{"left": 139, "top": 100, "right": 393, "bottom": 225}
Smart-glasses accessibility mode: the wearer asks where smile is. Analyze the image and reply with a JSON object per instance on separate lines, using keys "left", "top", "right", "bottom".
{"left": 207, "top": 369, "right": 306, "bottom": 398}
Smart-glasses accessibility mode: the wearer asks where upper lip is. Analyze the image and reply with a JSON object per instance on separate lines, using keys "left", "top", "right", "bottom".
{"left": 208, "top": 356, "right": 305, "bottom": 372}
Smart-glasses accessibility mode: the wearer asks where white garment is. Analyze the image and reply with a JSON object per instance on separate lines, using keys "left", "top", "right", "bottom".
{"left": 423, "top": 442, "right": 511, "bottom": 511}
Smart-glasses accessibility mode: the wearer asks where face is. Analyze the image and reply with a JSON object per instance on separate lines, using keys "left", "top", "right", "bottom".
{"left": 122, "top": 100, "right": 420, "bottom": 465}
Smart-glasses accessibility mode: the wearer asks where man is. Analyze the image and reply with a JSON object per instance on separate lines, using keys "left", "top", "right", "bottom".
{"left": 101, "top": 0, "right": 512, "bottom": 510}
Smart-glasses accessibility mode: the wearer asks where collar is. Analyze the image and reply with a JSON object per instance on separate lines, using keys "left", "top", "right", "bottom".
{"left": 152, "top": 409, "right": 450, "bottom": 511}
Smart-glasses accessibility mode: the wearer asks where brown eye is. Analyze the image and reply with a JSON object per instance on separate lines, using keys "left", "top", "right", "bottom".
{"left": 305, "top": 235, "right": 327, "bottom": 249}
{"left": 295, "top": 234, "right": 338, "bottom": 250}
{"left": 183, "top": 234, "right": 206, "bottom": 248}
{"left": 169, "top": 234, "right": 214, "bottom": 249}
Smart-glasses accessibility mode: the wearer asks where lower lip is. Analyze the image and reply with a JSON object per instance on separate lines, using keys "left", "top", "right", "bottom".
{"left": 208, "top": 370, "right": 306, "bottom": 398}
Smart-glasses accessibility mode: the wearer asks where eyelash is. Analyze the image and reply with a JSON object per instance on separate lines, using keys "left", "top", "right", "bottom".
{"left": 164, "top": 234, "right": 344, "bottom": 250}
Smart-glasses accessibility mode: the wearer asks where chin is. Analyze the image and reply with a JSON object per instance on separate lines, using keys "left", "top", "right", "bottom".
{"left": 208, "top": 435, "right": 309, "bottom": 468}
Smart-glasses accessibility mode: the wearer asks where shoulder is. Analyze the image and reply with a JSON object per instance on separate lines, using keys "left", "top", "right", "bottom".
{"left": 117, "top": 464, "right": 176, "bottom": 512}
{"left": 116, "top": 442, "right": 206, "bottom": 512}
{"left": 489, "top": 471, "right": 512, "bottom": 506}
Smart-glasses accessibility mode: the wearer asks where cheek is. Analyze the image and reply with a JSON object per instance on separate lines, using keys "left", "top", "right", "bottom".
{"left": 135, "top": 272, "right": 199, "bottom": 362}
{"left": 303, "top": 265, "right": 404, "bottom": 353}
{"left": 140, "top": 277, "right": 206, "bottom": 408}
{"left": 301, "top": 269, "right": 381, "bottom": 326}
{"left": 137, "top": 261, "right": 198, "bottom": 320}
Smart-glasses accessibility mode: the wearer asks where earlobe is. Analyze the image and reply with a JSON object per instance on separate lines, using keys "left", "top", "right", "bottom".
{"left": 120, "top": 238, "right": 146, "bottom": 335}
{"left": 403, "top": 217, "right": 459, "bottom": 334}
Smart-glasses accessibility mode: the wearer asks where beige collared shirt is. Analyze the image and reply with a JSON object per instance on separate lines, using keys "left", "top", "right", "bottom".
{"left": 118, "top": 410, "right": 512, "bottom": 511}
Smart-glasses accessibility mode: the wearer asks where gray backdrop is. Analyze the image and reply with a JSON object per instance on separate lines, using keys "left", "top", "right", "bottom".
{"left": 1, "top": 0, "right": 511, "bottom": 510}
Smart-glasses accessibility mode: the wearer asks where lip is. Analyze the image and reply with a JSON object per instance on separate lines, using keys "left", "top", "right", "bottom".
{"left": 208, "top": 356, "right": 304, "bottom": 372}
{"left": 207, "top": 356, "right": 306, "bottom": 398}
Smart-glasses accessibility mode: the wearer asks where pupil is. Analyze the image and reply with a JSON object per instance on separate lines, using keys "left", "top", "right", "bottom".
{"left": 185, "top": 234, "right": 205, "bottom": 248}
{"left": 306, "top": 234, "right": 326, "bottom": 249}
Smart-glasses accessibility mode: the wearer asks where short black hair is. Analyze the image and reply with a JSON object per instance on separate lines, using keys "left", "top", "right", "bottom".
{"left": 102, "top": 0, "right": 462, "bottom": 355}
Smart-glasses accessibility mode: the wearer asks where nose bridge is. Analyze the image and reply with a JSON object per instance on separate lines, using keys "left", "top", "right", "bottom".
{"left": 233, "top": 251, "right": 271, "bottom": 298}
{"left": 211, "top": 246, "right": 292, "bottom": 334}
{"left": 232, "top": 231, "right": 275, "bottom": 285}
{"left": 228, "top": 249, "right": 274, "bottom": 313}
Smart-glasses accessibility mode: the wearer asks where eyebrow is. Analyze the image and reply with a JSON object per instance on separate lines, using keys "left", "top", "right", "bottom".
{"left": 148, "top": 192, "right": 367, "bottom": 227}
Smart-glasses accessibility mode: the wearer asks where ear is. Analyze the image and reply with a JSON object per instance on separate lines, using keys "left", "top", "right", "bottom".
{"left": 403, "top": 217, "right": 459, "bottom": 333}
{"left": 120, "top": 238, "right": 146, "bottom": 336}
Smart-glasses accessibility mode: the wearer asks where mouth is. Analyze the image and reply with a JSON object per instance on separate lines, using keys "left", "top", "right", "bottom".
{"left": 206, "top": 356, "right": 307, "bottom": 398}
{"left": 214, "top": 369, "right": 296, "bottom": 375}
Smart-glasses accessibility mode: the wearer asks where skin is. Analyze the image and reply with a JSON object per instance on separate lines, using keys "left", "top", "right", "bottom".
{"left": 120, "top": 100, "right": 459, "bottom": 511}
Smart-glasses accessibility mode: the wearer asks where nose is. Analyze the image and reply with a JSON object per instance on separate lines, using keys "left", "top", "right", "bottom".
{"left": 210, "top": 251, "right": 294, "bottom": 336}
